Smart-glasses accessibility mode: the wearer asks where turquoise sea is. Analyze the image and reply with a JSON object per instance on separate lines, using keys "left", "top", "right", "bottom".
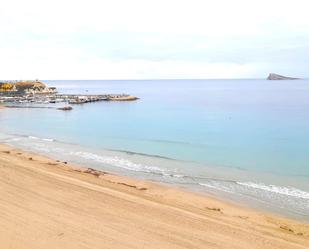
{"left": 1, "top": 79, "right": 309, "bottom": 221}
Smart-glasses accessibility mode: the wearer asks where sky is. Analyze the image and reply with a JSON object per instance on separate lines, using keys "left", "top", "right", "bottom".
{"left": 1, "top": 0, "right": 309, "bottom": 79}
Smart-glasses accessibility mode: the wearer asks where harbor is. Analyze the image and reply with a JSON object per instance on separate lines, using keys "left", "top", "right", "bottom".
{"left": 0, "top": 94, "right": 139, "bottom": 104}
{"left": 0, "top": 80, "right": 139, "bottom": 108}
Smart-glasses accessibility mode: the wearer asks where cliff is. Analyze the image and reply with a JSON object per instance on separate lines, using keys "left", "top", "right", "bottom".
{"left": 0, "top": 80, "right": 57, "bottom": 95}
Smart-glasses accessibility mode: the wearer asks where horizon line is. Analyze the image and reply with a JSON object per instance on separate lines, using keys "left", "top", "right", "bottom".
{"left": 1, "top": 77, "right": 307, "bottom": 81}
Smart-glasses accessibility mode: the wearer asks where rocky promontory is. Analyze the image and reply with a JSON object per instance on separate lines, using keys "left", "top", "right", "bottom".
{"left": 267, "top": 73, "right": 299, "bottom": 80}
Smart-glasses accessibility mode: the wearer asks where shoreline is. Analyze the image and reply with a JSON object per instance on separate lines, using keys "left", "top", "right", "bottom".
{"left": 3, "top": 133, "right": 309, "bottom": 223}
{"left": 0, "top": 143, "right": 308, "bottom": 248}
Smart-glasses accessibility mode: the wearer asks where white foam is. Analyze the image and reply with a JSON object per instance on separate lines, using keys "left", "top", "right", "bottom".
{"left": 28, "top": 136, "right": 54, "bottom": 142}
{"left": 6, "top": 137, "right": 22, "bottom": 142}
{"left": 237, "top": 182, "right": 309, "bottom": 200}
{"left": 172, "top": 174, "right": 185, "bottom": 178}
{"left": 43, "top": 138, "right": 54, "bottom": 142}
{"left": 199, "top": 182, "right": 235, "bottom": 194}
{"left": 70, "top": 151, "right": 168, "bottom": 174}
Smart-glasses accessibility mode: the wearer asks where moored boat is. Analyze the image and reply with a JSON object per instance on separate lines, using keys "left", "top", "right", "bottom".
{"left": 57, "top": 106, "right": 73, "bottom": 111}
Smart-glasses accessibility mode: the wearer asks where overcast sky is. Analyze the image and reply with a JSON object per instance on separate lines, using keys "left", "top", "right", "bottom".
{"left": 1, "top": 0, "right": 309, "bottom": 79}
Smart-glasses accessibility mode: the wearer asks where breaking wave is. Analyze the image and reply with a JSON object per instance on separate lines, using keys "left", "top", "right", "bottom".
{"left": 28, "top": 136, "right": 54, "bottom": 142}
{"left": 69, "top": 151, "right": 173, "bottom": 175}
{"left": 237, "top": 182, "right": 309, "bottom": 200}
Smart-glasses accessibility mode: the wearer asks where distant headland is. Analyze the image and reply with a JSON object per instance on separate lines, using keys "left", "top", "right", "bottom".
{"left": 267, "top": 73, "right": 299, "bottom": 80}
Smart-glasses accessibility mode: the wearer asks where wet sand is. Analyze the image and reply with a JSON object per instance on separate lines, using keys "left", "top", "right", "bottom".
{"left": 0, "top": 143, "right": 308, "bottom": 249}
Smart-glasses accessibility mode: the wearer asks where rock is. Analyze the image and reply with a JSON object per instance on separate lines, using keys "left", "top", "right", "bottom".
{"left": 267, "top": 73, "right": 299, "bottom": 80}
{"left": 205, "top": 207, "right": 222, "bottom": 212}
{"left": 280, "top": 225, "right": 294, "bottom": 233}
{"left": 84, "top": 168, "right": 106, "bottom": 177}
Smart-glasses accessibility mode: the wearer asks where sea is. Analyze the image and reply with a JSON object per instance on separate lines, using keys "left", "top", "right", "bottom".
{"left": 0, "top": 79, "right": 309, "bottom": 222}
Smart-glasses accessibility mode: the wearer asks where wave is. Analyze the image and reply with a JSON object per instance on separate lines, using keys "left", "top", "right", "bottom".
{"left": 106, "top": 148, "right": 176, "bottom": 161}
{"left": 28, "top": 136, "right": 55, "bottom": 142}
{"left": 69, "top": 151, "right": 174, "bottom": 175}
{"left": 3, "top": 133, "right": 80, "bottom": 145}
{"left": 5, "top": 133, "right": 189, "bottom": 162}
{"left": 198, "top": 180, "right": 309, "bottom": 202}
{"left": 4, "top": 132, "right": 309, "bottom": 203}
{"left": 141, "top": 138, "right": 203, "bottom": 147}
{"left": 198, "top": 182, "right": 236, "bottom": 194}
{"left": 237, "top": 182, "right": 309, "bottom": 200}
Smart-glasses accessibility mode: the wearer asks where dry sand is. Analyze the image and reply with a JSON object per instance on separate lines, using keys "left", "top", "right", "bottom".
{"left": 0, "top": 143, "right": 308, "bottom": 249}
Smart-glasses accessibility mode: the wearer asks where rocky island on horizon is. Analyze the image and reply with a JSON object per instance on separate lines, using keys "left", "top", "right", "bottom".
{"left": 267, "top": 73, "right": 299, "bottom": 80}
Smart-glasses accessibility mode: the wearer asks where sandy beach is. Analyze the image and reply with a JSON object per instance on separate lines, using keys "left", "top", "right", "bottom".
{"left": 0, "top": 143, "right": 308, "bottom": 249}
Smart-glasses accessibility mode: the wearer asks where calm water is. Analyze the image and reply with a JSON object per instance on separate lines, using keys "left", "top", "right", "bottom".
{"left": 1, "top": 79, "right": 309, "bottom": 221}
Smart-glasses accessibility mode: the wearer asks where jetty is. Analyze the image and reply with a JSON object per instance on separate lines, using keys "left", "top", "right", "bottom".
{"left": 106, "top": 95, "right": 139, "bottom": 101}
{"left": 65, "top": 94, "right": 139, "bottom": 104}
